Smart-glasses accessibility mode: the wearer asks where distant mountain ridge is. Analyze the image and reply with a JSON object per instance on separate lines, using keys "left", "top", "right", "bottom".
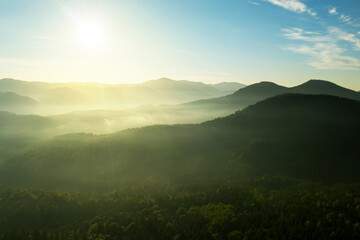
{"left": 0, "top": 92, "right": 37, "bottom": 108}
{"left": 291, "top": 80, "right": 360, "bottom": 98}
{"left": 209, "top": 82, "right": 247, "bottom": 91}
{"left": 0, "top": 78, "right": 245, "bottom": 113}
{"left": 186, "top": 79, "right": 360, "bottom": 113}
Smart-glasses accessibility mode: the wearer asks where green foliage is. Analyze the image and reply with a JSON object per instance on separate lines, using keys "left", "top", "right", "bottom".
{"left": 1, "top": 179, "right": 360, "bottom": 239}
{"left": 0, "top": 111, "right": 56, "bottom": 162}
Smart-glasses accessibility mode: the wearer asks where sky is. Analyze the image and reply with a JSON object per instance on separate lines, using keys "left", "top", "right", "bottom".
{"left": 0, "top": 0, "right": 360, "bottom": 89}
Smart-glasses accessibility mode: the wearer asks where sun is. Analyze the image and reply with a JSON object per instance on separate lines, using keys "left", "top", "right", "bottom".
{"left": 75, "top": 17, "right": 105, "bottom": 51}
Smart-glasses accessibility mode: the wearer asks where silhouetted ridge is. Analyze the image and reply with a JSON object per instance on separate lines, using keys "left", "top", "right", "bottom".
{"left": 244, "top": 93, "right": 360, "bottom": 115}
{"left": 292, "top": 79, "right": 354, "bottom": 94}
{"left": 210, "top": 82, "right": 246, "bottom": 92}
{"left": 297, "top": 79, "right": 339, "bottom": 88}
{"left": 0, "top": 78, "right": 244, "bottom": 111}
{"left": 186, "top": 79, "right": 360, "bottom": 114}
{"left": 232, "top": 81, "right": 287, "bottom": 96}
{"left": 0, "top": 92, "right": 37, "bottom": 106}
{"left": 204, "top": 94, "right": 360, "bottom": 128}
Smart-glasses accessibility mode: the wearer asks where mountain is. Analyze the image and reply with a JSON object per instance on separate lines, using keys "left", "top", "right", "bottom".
{"left": 186, "top": 80, "right": 360, "bottom": 115}
{"left": 0, "top": 78, "right": 245, "bottom": 114}
{"left": 1, "top": 94, "right": 359, "bottom": 190}
{"left": 142, "top": 78, "right": 245, "bottom": 97}
{"left": 44, "top": 87, "right": 92, "bottom": 105}
{"left": 205, "top": 94, "right": 360, "bottom": 181}
{"left": 0, "top": 111, "right": 56, "bottom": 162}
{"left": 46, "top": 80, "right": 359, "bottom": 135}
{"left": 291, "top": 80, "right": 360, "bottom": 99}
{"left": 0, "top": 92, "right": 37, "bottom": 107}
{"left": 142, "top": 78, "right": 215, "bottom": 91}
{"left": 141, "top": 78, "right": 244, "bottom": 102}
{"left": 209, "top": 82, "right": 246, "bottom": 92}
{"left": 0, "top": 78, "right": 52, "bottom": 96}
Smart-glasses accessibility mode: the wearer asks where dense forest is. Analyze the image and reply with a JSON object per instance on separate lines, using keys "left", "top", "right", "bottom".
{"left": 1, "top": 177, "right": 360, "bottom": 240}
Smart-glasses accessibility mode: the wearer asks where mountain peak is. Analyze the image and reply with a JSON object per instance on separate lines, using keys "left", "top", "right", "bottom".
{"left": 156, "top": 77, "right": 174, "bottom": 82}
{"left": 291, "top": 79, "right": 359, "bottom": 100}
{"left": 0, "top": 91, "right": 37, "bottom": 106}
{"left": 257, "top": 81, "right": 280, "bottom": 85}
{"left": 232, "top": 81, "right": 287, "bottom": 96}
{"left": 298, "top": 79, "right": 340, "bottom": 88}
{"left": 242, "top": 81, "right": 286, "bottom": 89}
{"left": 146, "top": 78, "right": 175, "bottom": 83}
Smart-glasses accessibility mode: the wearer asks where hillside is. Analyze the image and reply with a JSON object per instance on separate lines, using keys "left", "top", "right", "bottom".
{"left": 0, "top": 111, "right": 56, "bottom": 162}
{"left": 1, "top": 94, "right": 360, "bottom": 191}
{"left": 205, "top": 94, "right": 360, "bottom": 181}
{"left": 0, "top": 78, "right": 51, "bottom": 97}
{"left": 291, "top": 80, "right": 360, "bottom": 98}
{"left": 0, "top": 92, "right": 37, "bottom": 107}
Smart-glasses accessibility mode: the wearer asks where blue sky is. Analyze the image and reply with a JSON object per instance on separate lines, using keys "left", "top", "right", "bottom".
{"left": 0, "top": 0, "right": 359, "bottom": 89}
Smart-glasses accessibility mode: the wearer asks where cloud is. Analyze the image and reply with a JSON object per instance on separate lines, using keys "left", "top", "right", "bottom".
{"left": 248, "top": 1, "right": 260, "bottom": 5}
{"left": 328, "top": 7, "right": 337, "bottom": 15}
{"left": 285, "top": 43, "right": 360, "bottom": 70}
{"left": 328, "top": 6, "right": 360, "bottom": 27}
{"left": 339, "top": 14, "right": 352, "bottom": 23}
{"left": 283, "top": 27, "right": 360, "bottom": 70}
{"left": 263, "top": 0, "right": 316, "bottom": 16}
{"left": 283, "top": 28, "right": 331, "bottom": 42}
{"left": 328, "top": 27, "right": 360, "bottom": 51}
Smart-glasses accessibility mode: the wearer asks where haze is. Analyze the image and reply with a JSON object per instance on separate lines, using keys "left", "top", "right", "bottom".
{"left": 1, "top": 1, "right": 360, "bottom": 239}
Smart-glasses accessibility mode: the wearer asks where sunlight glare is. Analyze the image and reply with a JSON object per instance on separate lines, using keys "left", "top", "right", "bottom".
{"left": 75, "top": 17, "right": 105, "bottom": 51}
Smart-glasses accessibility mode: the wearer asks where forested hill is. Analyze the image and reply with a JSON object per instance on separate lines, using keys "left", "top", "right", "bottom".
{"left": 186, "top": 79, "right": 360, "bottom": 112}
{"left": 206, "top": 93, "right": 360, "bottom": 127}
{"left": 1, "top": 94, "right": 360, "bottom": 191}
{"left": 0, "top": 92, "right": 37, "bottom": 111}
{"left": 205, "top": 94, "right": 360, "bottom": 181}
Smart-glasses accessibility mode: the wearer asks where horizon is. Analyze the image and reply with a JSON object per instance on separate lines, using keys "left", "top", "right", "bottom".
{"left": 1, "top": 0, "right": 360, "bottom": 89}
{"left": 1, "top": 77, "right": 359, "bottom": 91}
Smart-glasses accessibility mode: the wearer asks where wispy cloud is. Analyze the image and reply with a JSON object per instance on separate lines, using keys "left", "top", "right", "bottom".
{"left": 328, "top": 27, "right": 360, "bottom": 51}
{"left": 263, "top": 0, "right": 316, "bottom": 16}
{"left": 248, "top": 1, "right": 260, "bottom": 5}
{"left": 283, "top": 27, "right": 360, "bottom": 70}
{"left": 285, "top": 43, "right": 360, "bottom": 70}
{"left": 283, "top": 28, "right": 331, "bottom": 42}
{"left": 339, "top": 14, "right": 352, "bottom": 23}
{"left": 327, "top": 6, "right": 360, "bottom": 27}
